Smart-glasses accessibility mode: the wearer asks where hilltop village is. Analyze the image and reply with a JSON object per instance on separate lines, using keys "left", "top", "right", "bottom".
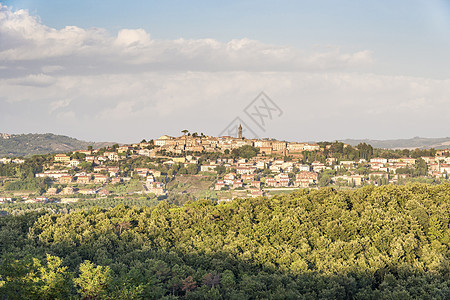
{"left": 1, "top": 128, "right": 449, "bottom": 205}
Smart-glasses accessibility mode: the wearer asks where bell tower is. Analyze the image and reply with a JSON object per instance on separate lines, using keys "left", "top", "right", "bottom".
{"left": 238, "top": 124, "right": 243, "bottom": 139}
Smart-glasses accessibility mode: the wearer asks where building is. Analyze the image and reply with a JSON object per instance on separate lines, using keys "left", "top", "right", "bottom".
{"left": 77, "top": 175, "right": 91, "bottom": 184}
{"left": 215, "top": 181, "right": 226, "bottom": 191}
{"left": 59, "top": 176, "right": 73, "bottom": 184}
{"left": 54, "top": 154, "right": 70, "bottom": 163}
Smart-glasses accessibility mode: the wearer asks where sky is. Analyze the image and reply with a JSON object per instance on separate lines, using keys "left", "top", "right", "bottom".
{"left": 1, "top": 0, "right": 450, "bottom": 143}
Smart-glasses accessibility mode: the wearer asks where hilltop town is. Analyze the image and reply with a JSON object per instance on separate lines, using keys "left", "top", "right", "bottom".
{"left": 1, "top": 127, "right": 449, "bottom": 206}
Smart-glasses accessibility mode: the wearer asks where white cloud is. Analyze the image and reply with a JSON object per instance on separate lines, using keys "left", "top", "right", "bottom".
{"left": 0, "top": 4, "right": 449, "bottom": 143}
{"left": 115, "top": 28, "right": 151, "bottom": 47}
{"left": 0, "top": 4, "right": 373, "bottom": 72}
{"left": 41, "top": 65, "right": 65, "bottom": 73}
{"left": 7, "top": 73, "right": 56, "bottom": 87}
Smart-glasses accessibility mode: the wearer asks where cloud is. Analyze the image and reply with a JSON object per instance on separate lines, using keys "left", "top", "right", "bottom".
{"left": 0, "top": 4, "right": 373, "bottom": 73}
{"left": 7, "top": 73, "right": 56, "bottom": 87}
{"left": 0, "top": 4, "right": 449, "bottom": 143}
{"left": 115, "top": 29, "right": 151, "bottom": 47}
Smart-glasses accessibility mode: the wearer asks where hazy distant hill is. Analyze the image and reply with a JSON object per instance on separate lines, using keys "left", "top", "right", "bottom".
{"left": 0, "top": 133, "right": 115, "bottom": 157}
{"left": 340, "top": 136, "right": 450, "bottom": 150}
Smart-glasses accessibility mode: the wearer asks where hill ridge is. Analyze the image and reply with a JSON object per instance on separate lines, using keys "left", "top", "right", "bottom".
{"left": 0, "top": 133, "right": 115, "bottom": 157}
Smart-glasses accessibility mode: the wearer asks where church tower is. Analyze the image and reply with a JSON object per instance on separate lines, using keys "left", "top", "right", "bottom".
{"left": 238, "top": 124, "right": 243, "bottom": 139}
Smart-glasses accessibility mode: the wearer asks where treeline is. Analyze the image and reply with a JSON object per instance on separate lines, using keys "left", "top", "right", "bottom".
{"left": 0, "top": 196, "right": 159, "bottom": 215}
{"left": 306, "top": 142, "right": 438, "bottom": 163}
{"left": 0, "top": 184, "right": 449, "bottom": 299}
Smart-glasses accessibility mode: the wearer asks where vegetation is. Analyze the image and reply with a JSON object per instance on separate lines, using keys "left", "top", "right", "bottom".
{"left": 231, "top": 145, "right": 260, "bottom": 159}
{"left": 1, "top": 184, "right": 449, "bottom": 298}
{"left": 0, "top": 133, "right": 114, "bottom": 157}
{"left": 341, "top": 136, "right": 450, "bottom": 150}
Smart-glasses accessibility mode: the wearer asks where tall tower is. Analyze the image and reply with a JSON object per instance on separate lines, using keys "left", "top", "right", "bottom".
{"left": 238, "top": 124, "right": 243, "bottom": 139}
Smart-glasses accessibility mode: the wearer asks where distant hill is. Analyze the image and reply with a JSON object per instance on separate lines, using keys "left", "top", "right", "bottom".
{"left": 340, "top": 136, "right": 450, "bottom": 150}
{"left": 0, "top": 133, "right": 115, "bottom": 157}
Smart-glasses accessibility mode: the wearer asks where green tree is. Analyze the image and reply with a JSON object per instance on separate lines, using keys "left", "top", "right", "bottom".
{"left": 74, "top": 261, "right": 112, "bottom": 299}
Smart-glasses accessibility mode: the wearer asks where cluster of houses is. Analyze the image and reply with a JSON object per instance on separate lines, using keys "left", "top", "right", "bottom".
{"left": 0, "top": 157, "right": 25, "bottom": 164}
{"left": 153, "top": 134, "right": 320, "bottom": 157}
{"left": 2, "top": 132, "right": 450, "bottom": 203}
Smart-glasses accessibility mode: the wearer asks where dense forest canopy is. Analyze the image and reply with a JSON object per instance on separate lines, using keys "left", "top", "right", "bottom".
{"left": 0, "top": 184, "right": 449, "bottom": 299}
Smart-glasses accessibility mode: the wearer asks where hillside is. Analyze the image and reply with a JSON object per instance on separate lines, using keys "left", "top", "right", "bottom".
{"left": 0, "top": 185, "right": 449, "bottom": 298}
{"left": 340, "top": 136, "right": 450, "bottom": 150}
{"left": 0, "top": 133, "right": 115, "bottom": 157}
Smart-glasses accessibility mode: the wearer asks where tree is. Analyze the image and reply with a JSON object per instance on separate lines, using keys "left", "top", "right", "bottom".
{"left": 232, "top": 145, "right": 260, "bottom": 159}
{"left": 181, "top": 276, "right": 197, "bottom": 292}
{"left": 181, "top": 130, "right": 189, "bottom": 136}
{"left": 74, "top": 261, "right": 112, "bottom": 299}
{"left": 33, "top": 254, "right": 72, "bottom": 299}
{"left": 318, "top": 169, "right": 335, "bottom": 186}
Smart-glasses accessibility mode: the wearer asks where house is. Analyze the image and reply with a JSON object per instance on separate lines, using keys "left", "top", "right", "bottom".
{"left": 146, "top": 181, "right": 167, "bottom": 196}
{"left": 76, "top": 150, "right": 92, "bottom": 156}
{"left": 62, "top": 186, "right": 74, "bottom": 195}
{"left": 269, "top": 165, "right": 281, "bottom": 173}
{"left": 54, "top": 154, "right": 70, "bottom": 163}
{"left": 232, "top": 180, "right": 243, "bottom": 189}
{"left": 304, "top": 143, "right": 320, "bottom": 151}
{"left": 340, "top": 161, "right": 355, "bottom": 168}
{"left": 294, "top": 179, "right": 311, "bottom": 188}
{"left": 250, "top": 181, "right": 261, "bottom": 188}
{"left": 275, "top": 173, "right": 290, "bottom": 186}
{"left": 265, "top": 178, "right": 278, "bottom": 187}
{"left": 312, "top": 163, "right": 326, "bottom": 173}
{"left": 399, "top": 157, "right": 417, "bottom": 165}
{"left": 104, "top": 152, "right": 119, "bottom": 161}
{"left": 296, "top": 171, "right": 318, "bottom": 183}
{"left": 85, "top": 156, "right": 96, "bottom": 162}
{"left": 241, "top": 174, "right": 255, "bottom": 181}
{"left": 46, "top": 187, "right": 58, "bottom": 195}
{"left": 440, "top": 164, "right": 450, "bottom": 174}
{"left": 108, "top": 167, "right": 120, "bottom": 177}
{"left": 78, "top": 189, "right": 97, "bottom": 195}
{"left": 94, "top": 175, "right": 109, "bottom": 184}
{"left": 296, "top": 164, "right": 311, "bottom": 172}
{"left": 272, "top": 141, "right": 287, "bottom": 151}
{"left": 326, "top": 158, "right": 337, "bottom": 165}
{"left": 69, "top": 160, "right": 80, "bottom": 167}
{"left": 259, "top": 147, "right": 272, "bottom": 155}
{"left": 135, "top": 168, "right": 150, "bottom": 177}
{"left": 331, "top": 175, "right": 363, "bottom": 186}
{"left": 118, "top": 146, "right": 131, "bottom": 154}
{"left": 0, "top": 158, "right": 11, "bottom": 164}
{"left": 111, "top": 177, "right": 122, "bottom": 184}
{"left": 77, "top": 175, "right": 91, "bottom": 184}
{"left": 98, "top": 189, "right": 110, "bottom": 196}
{"left": 36, "top": 170, "right": 69, "bottom": 179}
{"left": 200, "top": 165, "right": 217, "bottom": 172}
{"left": 370, "top": 158, "right": 388, "bottom": 164}
{"left": 154, "top": 135, "right": 174, "bottom": 146}
{"left": 287, "top": 142, "right": 306, "bottom": 152}
{"left": 224, "top": 173, "right": 235, "bottom": 185}
{"left": 236, "top": 166, "right": 254, "bottom": 175}
{"left": 59, "top": 176, "right": 73, "bottom": 184}
{"left": 215, "top": 181, "right": 226, "bottom": 191}
{"left": 173, "top": 157, "right": 186, "bottom": 163}
{"left": 279, "top": 178, "right": 290, "bottom": 187}
{"left": 149, "top": 170, "right": 162, "bottom": 177}
{"left": 138, "top": 149, "right": 151, "bottom": 156}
